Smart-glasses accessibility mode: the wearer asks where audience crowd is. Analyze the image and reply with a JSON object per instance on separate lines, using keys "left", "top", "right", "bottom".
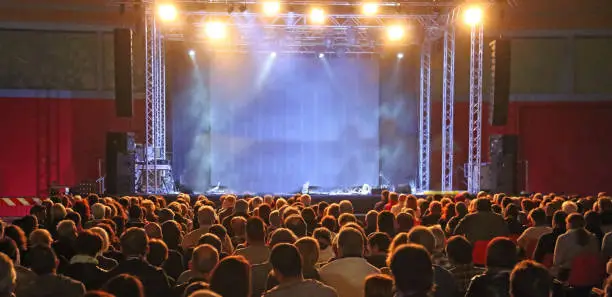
{"left": 1, "top": 190, "right": 612, "bottom": 297}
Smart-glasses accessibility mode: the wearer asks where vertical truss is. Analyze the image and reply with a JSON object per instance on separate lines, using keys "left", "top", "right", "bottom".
{"left": 418, "top": 35, "right": 432, "bottom": 192}
{"left": 441, "top": 26, "right": 455, "bottom": 191}
{"left": 467, "top": 23, "right": 484, "bottom": 193}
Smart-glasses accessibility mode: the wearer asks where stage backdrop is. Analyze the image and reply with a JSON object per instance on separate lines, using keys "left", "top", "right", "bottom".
{"left": 171, "top": 50, "right": 381, "bottom": 193}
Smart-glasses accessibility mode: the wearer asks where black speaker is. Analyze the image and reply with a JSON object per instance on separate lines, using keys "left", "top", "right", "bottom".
{"left": 114, "top": 28, "right": 134, "bottom": 117}
{"left": 488, "top": 135, "right": 518, "bottom": 194}
{"left": 489, "top": 39, "right": 511, "bottom": 126}
{"left": 106, "top": 132, "right": 136, "bottom": 195}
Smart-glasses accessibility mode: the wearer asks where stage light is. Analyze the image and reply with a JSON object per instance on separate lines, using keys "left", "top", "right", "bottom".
{"left": 262, "top": 1, "right": 280, "bottom": 16}
{"left": 271, "top": 52, "right": 277, "bottom": 57}
{"left": 310, "top": 8, "right": 326, "bottom": 24}
{"left": 157, "top": 4, "right": 178, "bottom": 22}
{"left": 188, "top": 49, "right": 196, "bottom": 57}
{"left": 463, "top": 6, "right": 484, "bottom": 26}
{"left": 397, "top": 53, "right": 404, "bottom": 59}
{"left": 386, "top": 25, "right": 405, "bottom": 41}
{"left": 318, "top": 53, "right": 325, "bottom": 58}
{"left": 205, "top": 21, "right": 227, "bottom": 40}
{"left": 362, "top": 2, "right": 379, "bottom": 16}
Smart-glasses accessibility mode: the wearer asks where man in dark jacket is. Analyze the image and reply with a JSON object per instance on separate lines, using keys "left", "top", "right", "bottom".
{"left": 465, "top": 237, "right": 518, "bottom": 297}
{"left": 108, "top": 227, "right": 173, "bottom": 297}
{"left": 20, "top": 245, "right": 85, "bottom": 297}
{"left": 454, "top": 198, "right": 509, "bottom": 242}
{"left": 64, "top": 230, "right": 109, "bottom": 290}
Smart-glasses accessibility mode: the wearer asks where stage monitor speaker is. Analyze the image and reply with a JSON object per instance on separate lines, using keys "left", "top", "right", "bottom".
{"left": 106, "top": 132, "right": 135, "bottom": 195}
{"left": 114, "top": 28, "right": 134, "bottom": 118}
{"left": 489, "top": 39, "right": 511, "bottom": 126}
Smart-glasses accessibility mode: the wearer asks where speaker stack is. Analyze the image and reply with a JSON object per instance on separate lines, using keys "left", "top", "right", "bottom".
{"left": 489, "top": 38, "right": 511, "bottom": 126}
{"left": 482, "top": 135, "right": 519, "bottom": 194}
{"left": 114, "top": 28, "right": 134, "bottom": 118}
{"left": 105, "top": 132, "right": 136, "bottom": 195}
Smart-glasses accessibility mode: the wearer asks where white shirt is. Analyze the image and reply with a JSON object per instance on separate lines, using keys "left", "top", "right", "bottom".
{"left": 319, "top": 257, "right": 380, "bottom": 297}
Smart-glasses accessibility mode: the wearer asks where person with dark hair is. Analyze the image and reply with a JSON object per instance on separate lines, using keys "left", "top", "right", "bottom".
{"left": 209, "top": 224, "right": 234, "bottom": 255}
{"left": 263, "top": 243, "right": 337, "bottom": 297}
{"left": 504, "top": 203, "right": 525, "bottom": 236}
{"left": 235, "top": 217, "right": 270, "bottom": 265}
{"left": 268, "top": 228, "right": 298, "bottom": 248}
{"left": 376, "top": 211, "right": 396, "bottom": 238}
{"left": 30, "top": 205, "right": 47, "bottom": 230}
{"left": 0, "top": 238, "right": 35, "bottom": 297}
{"left": 454, "top": 198, "right": 510, "bottom": 242}
{"left": 21, "top": 245, "right": 86, "bottom": 297}
{"left": 161, "top": 220, "right": 186, "bottom": 280}
{"left": 364, "top": 274, "right": 393, "bottom": 297}
{"left": 421, "top": 201, "right": 443, "bottom": 226}
{"left": 389, "top": 244, "right": 434, "bottom": 297}
{"left": 147, "top": 239, "right": 169, "bottom": 267}
{"left": 198, "top": 234, "right": 226, "bottom": 258}
{"left": 445, "top": 202, "right": 467, "bottom": 235}
{"left": 374, "top": 190, "right": 390, "bottom": 212}
{"left": 517, "top": 208, "right": 551, "bottom": 257}
{"left": 285, "top": 215, "right": 308, "bottom": 238}
{"left": 126, "top": 205, "right": 145, "bottom": 229}
{"left": 102, "top": 273, "right": 145, "bottom": 297}
{"left": 313, "top": 227, "right": 334, "bottom": 265}
{"left": 445, "top": 235, "right": 483, "bottom": 294}
{"left": 364, "top": 211, "right": 379, "bottom": 235}
{"left": 366, "top": 232, "right": 391, "bottom": 269}
{"left": 64, "top": 230, "right": 109, "bottom": 290}
{"left": 465, "top": 237, "right": 518, "bottom": 297}
{"left": 534, "top": 210, "right": 567, "bottom": 265}
{"left": 396, "top": 212, "right": 414, "bottom": 233}
{"left": 585, "top": 210, "right": 604, "bottom": 244}
{"left": 107, "top": 228, "right": 172, "bottom": 297}
{"left": 553, "top": 213, "right": 600, "bottom": 280}
{"left": 320, "top": 216, "right": 338, "bottom": 234}
{"left": 4, "top": 225, "right": 28, "bottom": 265}
{"left": 384, "top": 192, "right": 399, "bottom": 211}
{"left": 319, "top": 228, "right": 380, "bottom": 297}
{"left": 510, "top": 260, "right": 552, "bottom": 297}
{"left": 209, "top": 255, "right": 251, "bottom": 297}
{"left": 301, "top": 207, "right": 319, "bottom": 235}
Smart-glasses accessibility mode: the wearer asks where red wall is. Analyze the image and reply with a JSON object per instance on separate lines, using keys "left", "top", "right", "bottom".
{"left": 1, "top": 97, "right": 611, "bottom": 196}
{"left": 0, "top": 98, "right": 145, "bottom": 197}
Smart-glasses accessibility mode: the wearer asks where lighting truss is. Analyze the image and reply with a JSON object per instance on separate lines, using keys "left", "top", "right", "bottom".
{"left": 418, "top": 32, "right": 432, "bottom": 193}
{"left": 467, "top": 23, "right": 484, "bottom": 193}
{"left": 441, "top": 25, "right": 455, "bottom": 191}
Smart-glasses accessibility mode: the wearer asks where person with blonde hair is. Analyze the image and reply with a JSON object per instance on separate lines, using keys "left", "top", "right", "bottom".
{"left": 29, "top": 228, "right": 53, "bottom": 247}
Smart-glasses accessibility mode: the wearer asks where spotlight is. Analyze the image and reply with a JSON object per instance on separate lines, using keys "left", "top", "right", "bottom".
{"left": 463, "top": 6, "right": 484, "bottom": 26}
{"left": 362, "top": 3, "right": 379, "bottom": 16}
{"left": 397, "top": 53, "right": 404, "bottom": 59}
{"left": 318, "top": 53, "right": 325, "bottom": 58}
{"left": 205, "top": 21, "right": 227, "bottom": 40}
{"left": 310, "top": 8, "right": 326, "bottom": 24}
{"left": 262, "top": 1, "right": 280, "bottom": 16}
{"left": 157, "top": 4, "right": 178, "bottom": 22}
{"left": 188, "top": 49, "right": 196, "bottom": 57}
{"left": 271, "top": 52, "right": 277, "bottom": 57}
{"left": 386, "top": 24, "right": 405, "bottom": 41}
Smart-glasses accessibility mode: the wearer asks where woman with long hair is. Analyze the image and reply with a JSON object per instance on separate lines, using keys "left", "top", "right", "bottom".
{"left": 209, "top": 256, "right": 251, "bottom": 297}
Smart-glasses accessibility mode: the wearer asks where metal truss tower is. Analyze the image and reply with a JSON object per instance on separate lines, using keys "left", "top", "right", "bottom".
{"left": 441, "top": 26, "right": 456, "bottom": 191}
{"left": 418, "top": 35, "right": 432, "bottom": 192}
{"left": 141, "top": 7, "right": 175, "bottom": 194}
{"left": 467, "top": 23, "right": 484, "bottom": 193}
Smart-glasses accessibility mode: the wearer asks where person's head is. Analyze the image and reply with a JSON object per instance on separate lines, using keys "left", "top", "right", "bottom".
{"left": 284, "top": 215, "right": 307, "bottom": 237}
{"left": 396, "top": 212, "right": 414, "bottom": 233}
{"left": 446, "top": 235, "right": 472, "bottom": 265}
{"left": 365, "top": 211, "right": 379, "bottom": 228}
{"left": 567, "top": 213, "right": 586, "bottom": 230}
{"left": 389, "top": 192, "right": 399, "bottom": 203}
{"left": 337, "top": 227, "right": 364, "bottom": 258}
{"left": 388, "top": 233, "right": 409, "bottom": 256}
{"left": 339, "top": 200, "right": 354, "bottom": 214}
{"left": 29, "top": 228, "right": 52, "bottom": 247}
{"left": 338, "top": 213, "right": 357, "bottom": 227}
{"left": 367, "top": 232, "right": 391, "bottom": 255}
{"left": 312, "top": 227, "right": 333, "bottom": 250}
{"left": 120, "top": 227, "right": 149, "bottom": 257}
{"left": 75, "top": 230, "right": 104, "bottom": 257}
{"left": 161, "top": 220, "right": 183, "bottom": 250}
{"left": 0, "top": 252, "right": 15, "bottom": 297}
{"left": 4, "top": 225, "right": 26, "bottom": 251}
{"left": 320, "top": 216, "right": 338, "bottom": 233}
{"left": 390, "top": 244, "right": 433, "bottom": 296}
{"left": 196, "top": 206, "right": 216, "bottom": 226}
{"left": 510, "top": 260, "right": 552, "bottom": 297}
{"left": 295, "top": 237, "right": 319, "bottom": 270}
{"left": 562, "top": 201, "right": 578, "bottom": 214}
{"left": 209, "top": 256, "right": 251, "bottom": 297}
{"left": 103, "top": 274, "right": 145, "bottom": 297}
{"left": 429, "top": 201, "right": 442, "bottom": 215}
{"left": 230, "top": 216, "right": 247, "bottom": 238}
{"left": 27, "top": 245, "right": 58, "bottom": 275}
{"left": 428, "top": 225, "right": 446, "bottom": 253}
{"left": 144, "top": 222, "right": 162, "bottom": 239}
{"left": 268, "top": 228, "right": 297, "bottom": 248}
{"left": 270, "top": 243, "right": 302, "bottom": 281}
{"left": 92, "top": 203, "right": 106, "bottom": 220}
{"left": 198, "top": 234, "right": 223, "bottom": 254}
{"left": 551, "top": 210, "right": 567, "bottom": 231}
{"left": 377, "top": 211, "right": 395, "bottom": 236}
{"left": 528, "top": 208, "right": 547, "bottom": 226}
{"left": 234, "top": 199, "right": 249, "bottom": 214}
{"left": 269, "top": 210, "right": 281, "bottom": 227}
{"left": 187, "top": 289, "right": 221, "bottom": 297}
{"left": 407, "top": 226, "right": 436, "bottom": 254}
{"left": 192, "top": 244, "right": 219, "bottom": 277}
{"left": 158, "top": 208, "right": 175, "bottom": 223}
{"left": 147, "top": 239, "right": 168, "bottom": 267}
{"left": 364, "top": 274, "right": 394, "bottom": 297}
{"left": 57, "top": 219, "right": 78, "bottom": 240}
{"left": 486, "top": 237, "right": 518, "bottom": 269}
{"left": 245, "top": 217, "right": 266, "bottom": 245}
{"left": 475, "top": 198, "right": 492, "bottom": 212}
{"left": 0, "top": 238, "right": 19, "bottom": 266}
{"left": 381, "top": 190, "right": 390, "bottom": 202}
{"left": 128, "top": 205, "right": 143, "bottom": 221}
{"left": 585, "top": 210, "right": 601, "bottom": 228}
